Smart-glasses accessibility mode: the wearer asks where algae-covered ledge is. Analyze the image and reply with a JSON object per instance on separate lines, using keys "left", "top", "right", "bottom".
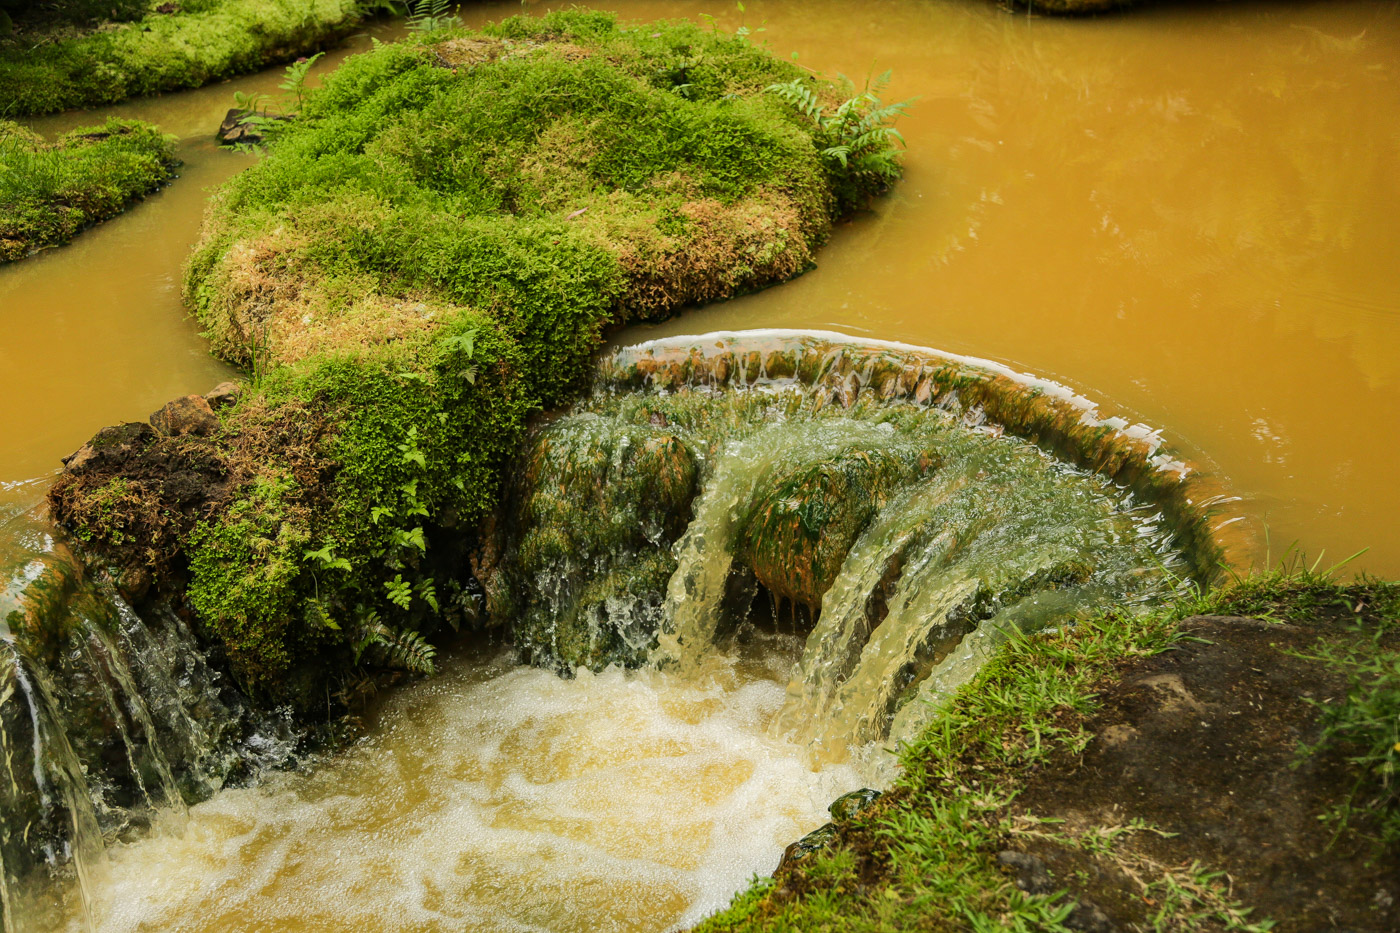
{"left": 49, "top": 11, "right": 907, "bottom": 703}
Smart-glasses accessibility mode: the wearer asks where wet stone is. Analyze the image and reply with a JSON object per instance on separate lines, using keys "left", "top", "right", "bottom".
{"left": 777, "top": 821, "right": 838, "bottom": 872}
{"left": 829, "top": 787, "right": 882, "bottom": 821}
{"left": 150, "top": 395, "right": 219, "bottom": 437}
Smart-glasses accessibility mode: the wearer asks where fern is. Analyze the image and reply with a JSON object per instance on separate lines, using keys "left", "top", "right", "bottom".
{"left": 385, "top": 574, "right": 413, "bottom": 610}
{"left": 767, "top": 71, "right": 912, "bottom": 208}
{"left": 353, "top": 610, "right": 437, "bottom": 675}
{"left": 407, "top": 0, "right": 460, "bottom": 33}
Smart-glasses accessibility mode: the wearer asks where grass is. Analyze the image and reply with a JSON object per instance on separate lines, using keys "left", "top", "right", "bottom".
{"left": 49, "top": 11, "right": 905, "bottom": 699}
{"left": 0, "top": 118, "right": 177, "bottom": 261}
{"left": 0, "top": 0, "right": 366, "bottom": 116}
{"left": 692, "top": 567, "right": 1400, "bottom": 932}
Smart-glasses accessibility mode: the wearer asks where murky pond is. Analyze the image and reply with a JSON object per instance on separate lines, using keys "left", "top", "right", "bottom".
{"left": 2, "top": 1, "right": 1398, "bottom": 930}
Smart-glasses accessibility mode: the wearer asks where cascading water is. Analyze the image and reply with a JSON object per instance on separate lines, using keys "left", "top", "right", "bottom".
{"left": 494, "top": 331, "right": 1210, "bottom": 774}
{"left": 0, "top": 515, "right": 299, "bottom": 931}
{"left": 1, "top": 332, "right": 1217, "bottom": 932}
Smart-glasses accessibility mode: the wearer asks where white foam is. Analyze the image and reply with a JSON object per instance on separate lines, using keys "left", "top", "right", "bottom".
{"left": 51, "top": 643, "right": 865, "bottom": 933}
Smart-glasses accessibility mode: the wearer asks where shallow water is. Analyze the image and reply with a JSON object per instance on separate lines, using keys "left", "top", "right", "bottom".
{"left": 35, "top": 633, "right": 860, "bottom": 933}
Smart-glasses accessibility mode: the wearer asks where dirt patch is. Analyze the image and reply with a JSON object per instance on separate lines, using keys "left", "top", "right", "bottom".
{"left": 1005, "top": 613, "right": 1400, "bottom": 930}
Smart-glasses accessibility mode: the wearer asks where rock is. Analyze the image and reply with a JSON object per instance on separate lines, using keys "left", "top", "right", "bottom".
{"left": 62, "top": 422, "right": 157, "bottom": 474}
{"left": 738, "top": 447, "right": 914, "bottom": 611}
{"left": 1065, "top": 899, "right": 1116, "bottom": 933}
{"left": 996, "top": 850, "right": 1054, "bottom": 895}
{"left": 829, "top": 787, "right": 882, "bottom": 821}
{"left": 217, "top": 109, "right": 287, "bottom": 147}
{"left": 204, "top": 381, "right": 243, "bottom": 410}
{"left": 150, "top": 395, "right": 220, "bottom": 437}
{"left": 776, "top": 822, "right": 838, "bottom": 872}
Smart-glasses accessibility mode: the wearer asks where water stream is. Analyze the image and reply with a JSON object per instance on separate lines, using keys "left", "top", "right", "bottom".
{"left": 0, "top": 1, "right": 1396, "bottom": 930}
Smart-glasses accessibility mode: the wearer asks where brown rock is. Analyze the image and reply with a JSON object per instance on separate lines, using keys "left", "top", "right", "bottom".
{"left": 203, "top": 381, "right": 243, "bottom": 410}
{"left": 62, "top": 422, "right": 157, "bottom": 474}
{"left": 150, "top": 395, "right": 220, "bottom": 437}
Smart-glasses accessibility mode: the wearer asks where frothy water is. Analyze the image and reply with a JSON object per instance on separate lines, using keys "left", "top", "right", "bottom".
{"left": 37, "top": 635, "right": 861, "bottom": 933}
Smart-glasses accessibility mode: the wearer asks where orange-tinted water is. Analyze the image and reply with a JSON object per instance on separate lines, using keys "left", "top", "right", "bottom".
{"left": 545, "top": 0, "right": 1399, "bottom": 577}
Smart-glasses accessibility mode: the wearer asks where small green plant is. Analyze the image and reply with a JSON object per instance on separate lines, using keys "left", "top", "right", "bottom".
{"left": 351, "top": 609, "right": 437, "bottom": 675}
{"left": 406, "top": 0, "right": 459, "bottom": 33}
{"left": 278, "top": 52, "right": 324, "bottom": 112}
{"left": 767, "top": 70, "right": 911, "bottom": 209}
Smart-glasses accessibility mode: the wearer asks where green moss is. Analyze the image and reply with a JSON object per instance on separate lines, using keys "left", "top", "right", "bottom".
{"left": 51, "top": 14, "right": 901, "bottom": 695}
{"left": 0, "top": 118, "right": 176, "bottom": 261}
{"left": 507, "top": 418, "right": 698, "bottom": 670}
{"left": 0, "top": 0, "right": 364, "bottom": 115}
{"left": 738, "top": 447, "right": 918, "bottom": 611}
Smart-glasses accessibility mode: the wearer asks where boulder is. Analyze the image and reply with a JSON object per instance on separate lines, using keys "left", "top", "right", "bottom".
{"left": 150, "top": 395, "right": 220, "bottom": 437}
{"left": 62, "top": 421, "right": 157, "bottom": 474}
{"left": 738, "top": 448, "right": 915, "bottom": 612}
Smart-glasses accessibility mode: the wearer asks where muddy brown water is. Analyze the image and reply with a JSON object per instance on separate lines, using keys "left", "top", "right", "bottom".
{"left": 2, "top": 2, "right": 1398, "bottom": 929}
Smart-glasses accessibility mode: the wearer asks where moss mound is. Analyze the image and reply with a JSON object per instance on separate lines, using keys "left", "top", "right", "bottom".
{"left": 50, "top": 12, "right": 903, "bottom": 699}
{"left": 0, "top": 118, "right": 177, "bottom": 261}
{"left": 0, "top": 0, "right": 364, "bottom": 116}
{"left": 738, "top": 448, "right": 918, "bottom": 613}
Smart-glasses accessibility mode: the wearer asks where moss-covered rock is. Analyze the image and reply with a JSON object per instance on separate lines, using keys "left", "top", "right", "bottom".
{"left": 504, "top": 418, "right": 699, "bottom": 670}
{"left": 737, "top": 447, "right": 919, "bottom": 612}
{"left": 0, "top": 118, "right": 177, "bottom": 261}
{"left": 50, "top": 13, "right": 904, "bottom": 698}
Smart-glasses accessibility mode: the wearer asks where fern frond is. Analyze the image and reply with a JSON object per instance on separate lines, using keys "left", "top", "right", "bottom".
{"left": 357, "top": 615, "right": 437, "bottom": 675}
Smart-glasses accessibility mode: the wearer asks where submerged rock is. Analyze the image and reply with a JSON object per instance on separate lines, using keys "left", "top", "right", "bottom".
{"left": 738, "top": 447, "right": 919, "bottom": 612}
{"left": 501, "top": 418, "right": 699, "bottom": 670}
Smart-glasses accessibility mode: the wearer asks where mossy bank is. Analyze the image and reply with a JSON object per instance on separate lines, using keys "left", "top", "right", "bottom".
{"left": 0, "top": 0, "right": 365, "bottom": 116}
{"left": 49, "top": 12, "right": 905, "bottom": 702}
{"left": 0, "top": 117, "right": 176, "bottom": 261}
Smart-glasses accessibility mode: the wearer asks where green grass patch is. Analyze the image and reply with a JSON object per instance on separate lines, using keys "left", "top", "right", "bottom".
{"left": 51, "top": 12, "right": 906, "bottom": 700}
{"left": 693, "top": 568, "right": 1400, "bottom": 932}
{"left": 0, "top": 0, "right": 365, "bottom": 116}
{"left": 0, "top": 117, "right": 176, "bottom": 261}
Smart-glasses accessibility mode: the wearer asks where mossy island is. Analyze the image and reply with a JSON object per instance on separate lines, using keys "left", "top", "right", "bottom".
{"left": 49, "top": 11, "right": 908, "bottom": 700}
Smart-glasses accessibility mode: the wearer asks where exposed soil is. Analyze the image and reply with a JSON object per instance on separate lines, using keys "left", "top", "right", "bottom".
{"left": 1005, "top": 613, "right": 1400, "bottom": 931}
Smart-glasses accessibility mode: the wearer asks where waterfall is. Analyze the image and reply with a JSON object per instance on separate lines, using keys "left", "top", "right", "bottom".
{"left": 0, "top": 522, "right": 296, "bottom": 931}
{"left": 496, "top": 331, "right": 1206, "bottom": 772}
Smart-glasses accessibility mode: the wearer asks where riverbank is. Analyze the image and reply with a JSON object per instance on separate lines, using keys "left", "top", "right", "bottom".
{"left": 0, "top": 118, "right": 176, "bottom": 262}
{"left": 0, "top": 0, "right": 364, "bottom": 116}
{"left": 696, "top": 569, "right": 1400, "bottom": 931}
{"left": 47, "top": 11, "right": 906, "bottom": 701}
